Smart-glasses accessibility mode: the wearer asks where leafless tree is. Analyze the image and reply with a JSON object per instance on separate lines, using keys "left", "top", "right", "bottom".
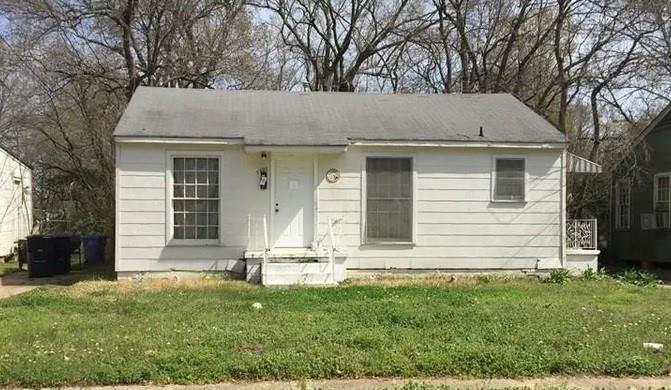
{"left": 250, "top": 0, "right": 435, "bottom": 91}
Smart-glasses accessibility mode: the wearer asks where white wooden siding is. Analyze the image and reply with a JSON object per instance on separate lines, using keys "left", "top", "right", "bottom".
{"left": 0, "top": 151, "right": 32, "bottom": 257}
{"left": 116, "top": 143, "right": 563, "bottom": 273}
{"left": 115, "top": 143, "right": 268, "bottom": 272}
{"left": 316, "top": 146, "right": 563, "bottom": 270}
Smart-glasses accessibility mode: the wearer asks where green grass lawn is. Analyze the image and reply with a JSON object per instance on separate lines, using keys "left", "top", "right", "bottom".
{"left": 0, "top": 277, "right": 670, "bottom": 386}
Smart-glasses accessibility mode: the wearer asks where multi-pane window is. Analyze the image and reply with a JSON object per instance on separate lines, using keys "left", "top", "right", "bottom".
{"left": 654, "top": 173, "right": 671, "bottom": 229}
{"left": 172, "top": 157, "right": 220, "bottom": 240}
{"left": 366, "top": 157, "right": 413, "bottom": 243}
{"left": 493, "top": 158, "right": 525, "bottom": 201}
{"left": 654, "top": 174, "right": 670, "bottom": 211}
{"left": 615, "top": 179, "right": 631, "bottom": 230}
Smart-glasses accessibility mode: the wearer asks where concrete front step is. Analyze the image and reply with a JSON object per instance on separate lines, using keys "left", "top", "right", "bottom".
{"left": 262, "top": 262, "right": 336, "bottom": 286}
{"left": 265, "top": 262, "right": 332, "bottom": 272}
{"left": 243, "top": 248, "right": 330, "bottom": 259}
{"left": 263, "top": 272, "right": 337, "bottom": 286}
{"left": 245, "top": 256, "right": 347, "bottom": 286}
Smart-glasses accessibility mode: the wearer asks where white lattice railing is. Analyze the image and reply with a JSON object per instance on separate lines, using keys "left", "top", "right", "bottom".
{"left": 566, "top": 219, "right": 597, "bottom": 250}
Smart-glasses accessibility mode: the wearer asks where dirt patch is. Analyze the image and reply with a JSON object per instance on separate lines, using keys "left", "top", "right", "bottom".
{"left": 63, "top": 277, "right": 257, "bottom": 297}
{"left": 343, "top": 271, "right": 532, "bottom": 287}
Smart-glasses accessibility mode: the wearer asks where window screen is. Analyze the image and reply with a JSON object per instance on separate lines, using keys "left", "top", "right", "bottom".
{"left": 494, "top": 158, "right": 525, "bottom": 201}
{"left": 366, "top": 157, "right": 412, "bottom": 242}
{"left": 655, "top": 175, "right": 670, "bottom": 211}
{"left": 172, "top": 157, "right": 219, "bottom": 240}
{"left": 615, "top": 179, "right": 630, "bottom": 230}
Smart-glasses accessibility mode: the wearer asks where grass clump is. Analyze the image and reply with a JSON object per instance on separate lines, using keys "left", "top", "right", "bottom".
{"left": 616, "top": 269, "right": 658, "bottom": 287}
{"left": 544, "top": 269, "right": 571, "bottom": 284}
{"left": 580, "top": 267, "right": 609, "bottom": 281}
{"left": 0, "top": 278, "right": 670, "bottom": 386}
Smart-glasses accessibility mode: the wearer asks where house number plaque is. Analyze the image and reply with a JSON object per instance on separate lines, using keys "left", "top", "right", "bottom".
{"left": 326, "top": 168, "right": 341, "bottom": 183}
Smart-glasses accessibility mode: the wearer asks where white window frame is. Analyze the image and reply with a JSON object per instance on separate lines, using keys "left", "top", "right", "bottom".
{"left": 653, "top": 172, "right": 671, "bottom": 211}
{"left": 614, "top": 178, "right": 631, "bottom": 231}
{"left": 165, "top": 150, "right": 224, "bottom": 246}
{"left": 491, "top": 156, "right": 527, "bottom": 203}
{"left": 361, "top": 153, "right": 417, "bottom": 246}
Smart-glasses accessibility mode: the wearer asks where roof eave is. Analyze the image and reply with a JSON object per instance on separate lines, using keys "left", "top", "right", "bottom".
{"left": 115, "top": 135, "right": 567, "bottom": 149}
{"left": 349, "top": 140, "right": 568, "bottom": 149}
{"left": 114, "top": 135, "right": 244, "bottom": 144}
{"left": 0, "top": 144, "right": 33, "bottom": 170}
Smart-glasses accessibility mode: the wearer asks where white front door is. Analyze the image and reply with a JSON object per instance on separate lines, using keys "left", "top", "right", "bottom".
{"left": 273, "top": 155, "right": 314, "bottom": 247}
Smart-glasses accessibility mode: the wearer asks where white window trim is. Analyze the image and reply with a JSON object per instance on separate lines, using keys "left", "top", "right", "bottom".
{"left": 360, "top": 153, "right": 417, "bottom": 246}
{"left": 615, "top": 178, "right": 631, "bottom": 231}
{"left": 491, "top": 155, "right": 528, "bottom": 203}
{"left": 653, "top": 172, "right": 671, "bottom": 210}
{"left": 165, "top": 150, "right": 224, "bottom": 246}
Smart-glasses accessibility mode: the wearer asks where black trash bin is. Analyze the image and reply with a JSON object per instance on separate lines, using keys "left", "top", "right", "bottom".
{"left": 51, "top": 235, "right": 71, "bottom": 275}
{"left": 27, "top": 235, "right": 53, "bottom": 278}
{"left": 83, "top": 235, "right": 106, "bottom": 264}
{"left": 26, "top": 235, "right": 73, "bottom": 277}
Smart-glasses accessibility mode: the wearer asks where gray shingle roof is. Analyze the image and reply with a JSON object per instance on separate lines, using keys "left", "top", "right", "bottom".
{"left": 113, "top": 87, "right": 567, "bottom": 146}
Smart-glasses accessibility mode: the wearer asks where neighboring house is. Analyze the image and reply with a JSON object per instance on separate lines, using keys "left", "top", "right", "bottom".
{"left": 0, "top": 145, "right": 32, "bottom": 259}
{"left": 611, "top": 101, "right": 671, "bottom": 268}
{"left": 113, "top": 87, "right": 599, "bottom": 285}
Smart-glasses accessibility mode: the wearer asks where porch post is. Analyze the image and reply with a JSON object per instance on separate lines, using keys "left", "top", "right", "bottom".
{"left": 268, "top": 155, "right": 275, "bottom": 249}
{"left": 313, "top": 157, "right": 319, "bottom": 247}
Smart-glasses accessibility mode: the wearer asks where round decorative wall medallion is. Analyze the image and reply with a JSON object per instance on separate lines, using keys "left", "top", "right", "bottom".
{"left": 326, "top": 168, "right": 341, "bottom": 183}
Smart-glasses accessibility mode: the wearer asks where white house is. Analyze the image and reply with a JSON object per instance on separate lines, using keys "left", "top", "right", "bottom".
{"left": 113, "top": 87, "right": 598, "bottom": 285}
{"left": 0, "top": 145, "right": 32, "bottom": 259}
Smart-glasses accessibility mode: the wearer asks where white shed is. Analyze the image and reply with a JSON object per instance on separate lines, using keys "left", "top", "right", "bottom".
{"left": 113, "top": 87, "right": 595, "bottom": 285}
{"left": 0, "top": 145, "right": 32, "bottom": 258}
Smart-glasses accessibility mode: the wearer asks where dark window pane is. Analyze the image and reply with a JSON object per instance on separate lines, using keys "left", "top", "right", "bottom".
{"left": 185, "top": 185, "right": 196, "bottom": 197}
{"left": 185, "top": 200, "right": 196, "bottom": 212}
{"left": 495, "top": 159, "right": 525, "bottom": 201}
{"left": 185, "top": 212, "right": 196, "bottom": 225}
{"left": 197, "top": 185, "right": 209, "bottom": 198}
{"left": 173, "top": 185, "right": 184, "bottom": 198}
{"left": 173, "top": 200, "right": 185, "bottom": 212}
{"left": 185, "top": 171, "right": 196, "bottom": 184}
{"left": 173, "top": 226, "right": 184, "bottom": 239}
{"left": 174, "top": 158, "right": 184, "bottom": 171}
{"left": 658, "top": 176, "right": 670, "bottom": 204}
{"left": 172, "top": 156, "right": 220, "bottom": 240}
{"left": 366, "top": 158, "right": 412, "bottom": 242}
{"left": 185, "top": 158, "right": 196, "bottom": 170}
